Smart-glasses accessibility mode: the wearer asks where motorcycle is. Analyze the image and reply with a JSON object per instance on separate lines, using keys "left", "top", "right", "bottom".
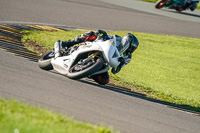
{"left": 38, "top": 36, "right": 122, "bottom": 80}
{"left": 155, "top": 0, "right": 188, "bottom": 11}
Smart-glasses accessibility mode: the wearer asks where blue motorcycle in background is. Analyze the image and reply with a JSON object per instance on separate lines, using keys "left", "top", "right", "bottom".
{"left": 155, "top": 0, "right": 199, "bottom": 11}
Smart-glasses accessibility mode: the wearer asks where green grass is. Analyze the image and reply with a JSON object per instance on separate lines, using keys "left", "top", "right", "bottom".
{"left": 141, "top": 0, "right": 200, "bottom": 9}
{"left": 21, "top": 30, "right": 200, "bottom": 112}
{"left": 141, "top": 0, "right": 158, "bottom": 2}
{"left": 21, "top": 30, "right": 85, "bottom": 51}
{"left": 109, "top": 32, "right": 200, "bottom": 110}
{"left": 0, "top": 98, "right": 117, "bottom": 133}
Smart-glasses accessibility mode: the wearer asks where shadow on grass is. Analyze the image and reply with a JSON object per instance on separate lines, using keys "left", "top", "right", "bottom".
{"left": 78, "top": 78, "right": 200, "bottom": 115}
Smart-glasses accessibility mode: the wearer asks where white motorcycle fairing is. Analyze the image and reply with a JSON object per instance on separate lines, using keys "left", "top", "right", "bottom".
{"left": 51, "top": 35, "right": 121, "bottom": 77}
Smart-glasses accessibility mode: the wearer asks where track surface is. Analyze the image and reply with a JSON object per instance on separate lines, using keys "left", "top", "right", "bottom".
{"left": 0, "top": 0, "right": 200, "bottom": 38}
{"left": 100, "top": 0, "right": 200, "bottom": 23}
{"left": 1, "top": 50, "right": 200, "bottom": 133}
{"left": 0, "top": 0, "right": 200, "bottom": 133}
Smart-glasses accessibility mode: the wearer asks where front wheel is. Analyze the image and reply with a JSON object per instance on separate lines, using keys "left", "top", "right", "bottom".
{"left": 155, "top": 0, "right": 168, "bottom": 9}
{"left": 67, "top": 58, "right": 104, "bottom": 79}
{"left": 38, "top": 51, "right": 54, "bottom": 70}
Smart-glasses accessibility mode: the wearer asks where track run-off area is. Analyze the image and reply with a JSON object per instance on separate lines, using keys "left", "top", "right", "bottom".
{"left": 0, "top": 0, "right": 200, "bottom": 133}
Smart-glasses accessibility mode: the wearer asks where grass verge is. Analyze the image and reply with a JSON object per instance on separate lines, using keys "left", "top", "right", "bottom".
{"left": 21, "top": 30, "right": 200, "bottom": 112}
{"left": 0, "top": 97, "right": 117, "bottom": 133}
{"left": 141, "top": 0, "right": 200, "bottom": 9}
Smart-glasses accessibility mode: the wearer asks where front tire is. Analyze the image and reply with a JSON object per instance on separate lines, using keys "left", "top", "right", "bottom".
{"left": 38, "top": 51, "right": 54, "bottom": 70}
{"left": 67, "top": 58, "right": 104, "bottom": 79}
{"left": 155, "top": 0, "right": 168, "bottom": 9}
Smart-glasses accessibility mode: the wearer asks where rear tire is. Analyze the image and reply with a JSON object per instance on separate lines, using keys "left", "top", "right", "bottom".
{"left": 67, "top": 58, "right": 103, "bottom": 79}
{"left": 38, "top": 51, "right": 54, "bottom": 70}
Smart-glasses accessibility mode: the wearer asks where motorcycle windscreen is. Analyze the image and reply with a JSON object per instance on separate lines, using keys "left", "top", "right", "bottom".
{"left": 100, "top": 40, "right": 120, "bottom": 67}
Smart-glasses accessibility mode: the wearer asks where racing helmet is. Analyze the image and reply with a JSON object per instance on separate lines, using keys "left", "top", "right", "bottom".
{"left": 118, "top": 33, "right": 139, "bottom": 55}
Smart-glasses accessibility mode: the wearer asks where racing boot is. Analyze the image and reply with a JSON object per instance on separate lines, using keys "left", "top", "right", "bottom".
{"left": 54, "top": 40, "right": 62, "bottom": 58}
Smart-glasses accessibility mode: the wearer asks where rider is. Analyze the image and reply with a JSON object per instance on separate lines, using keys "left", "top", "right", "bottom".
{"left": 54, "top": 30, "right": 139, "bottom": 85}
{"left": 176, "top": 0, "right": 199, "bottom": 11}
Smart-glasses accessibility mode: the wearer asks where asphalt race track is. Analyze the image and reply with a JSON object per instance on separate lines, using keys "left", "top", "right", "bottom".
{"left": 0, "top": 0, "right": 200, "bottom": 38}
{"left": 0, "top": 0, "right": 200, "bottom": 133}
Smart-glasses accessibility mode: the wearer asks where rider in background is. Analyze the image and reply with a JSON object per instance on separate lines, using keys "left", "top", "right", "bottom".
{"left": 54, "top": 30, "right": 139, "bottom": 85}
{"left": 176, "top": 0, "right": 199, "bottom": 11}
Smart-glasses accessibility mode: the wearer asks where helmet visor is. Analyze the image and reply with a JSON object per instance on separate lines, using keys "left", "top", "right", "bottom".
{"left": 119, "top": 37, "right": 130, "bottom": 55}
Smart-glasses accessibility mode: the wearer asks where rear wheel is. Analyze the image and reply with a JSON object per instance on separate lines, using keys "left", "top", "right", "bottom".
{"left": 155, "top": 0, "right": 168, "bottom": 9}
{"left": 38, "top": 51, "right": 54, "bottom": 70}
{"left": 67, "top": 58, "right": 104, "bottom": 79}
{"left": 175, "top": 7, "right": 184, "bottom": 12}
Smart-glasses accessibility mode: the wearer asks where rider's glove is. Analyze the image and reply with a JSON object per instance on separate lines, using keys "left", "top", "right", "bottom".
{"left": 95, "top": 29, "right": 107, "bottom": 36}
{"left": 95, "top": 30, "right": 109, "bottom": 40}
